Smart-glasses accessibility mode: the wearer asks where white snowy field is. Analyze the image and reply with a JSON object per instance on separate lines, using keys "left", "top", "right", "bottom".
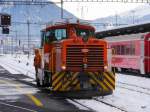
{"left": 0, "top": 54, "right": 150, "bottom": 112}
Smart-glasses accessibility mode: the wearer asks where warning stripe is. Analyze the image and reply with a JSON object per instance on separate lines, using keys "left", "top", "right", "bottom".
{"left": 106, "top": 71, "right": 115, "bottom": 81}
{"left": 53, "top": 81, "right": 62, "bottom": 91}
{"left": 93, "top": 72, "right": 112, "bottom": 91}
{"left": 103, "top": 72, "right": 115, "bottom": 90}
{"left": 72, "top": 79, "right": 79, "bottom": 86}
{"left": 89, "top": 78, "right": 103, "bottom": 92}
{"left": 74, "top": 83, "right": 80, "bottom": 90}
{"left": 52, "top": 72, "right": 61, "bottom": 81}
{"left": 52, "top": 72, "right": 65, "bottom": 87}
{"left": 63, "top": 72, "right": 78, "bottom": 90}
{"left": 88, "top": 72, "right": 108, "bottom": 91}
{"left": 67, "top": 79, "right": 79, "bottom": 91}
{"left": 103, "top": 79, "right": 114, "bottom": 90}
{"left": 105, "top": 72, "right": 115, "bottom": 89}
{"left": 89, "top": 79, "right": 96, "bottom": 85}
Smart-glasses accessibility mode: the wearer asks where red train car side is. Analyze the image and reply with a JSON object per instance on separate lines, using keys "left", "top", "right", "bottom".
{"left": 107, "top": 32, "right": 150, "bottom": 75}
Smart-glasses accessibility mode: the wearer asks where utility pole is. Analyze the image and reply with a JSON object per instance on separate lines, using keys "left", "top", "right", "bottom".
{"left": 10, "top": 30, "right": 17, "bottom": 55}
{"left": 115, "top": 13, "right": 118, "bottom": 27}
{"left": 81, "top": 6, "right": 84, "bottom": 19}
{"left": 131, "top": 10, "right": 135, "bottom": 24}
{"left": 61, "top": 0, "right": 64, "bottom": 19}
{"left": 15, "top": 31, "right": 17, "bottom": 46}
{"left": 27, "top": 20, "right": 30, "bottom": 59}
{"left": 11, "top": 36, "right": 13, "bottom": 55}
{"left": 15, "top": 31, "right": 17, "bottom": 55}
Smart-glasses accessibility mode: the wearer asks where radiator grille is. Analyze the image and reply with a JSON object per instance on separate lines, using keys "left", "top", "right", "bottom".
{"left": 66, "top": 45, "right": 104, "bottom": 72}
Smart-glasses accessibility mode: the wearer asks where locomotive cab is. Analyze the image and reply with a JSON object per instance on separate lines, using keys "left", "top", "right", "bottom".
{"left": 36, "top": 22, "right": 115, "bottom": 96}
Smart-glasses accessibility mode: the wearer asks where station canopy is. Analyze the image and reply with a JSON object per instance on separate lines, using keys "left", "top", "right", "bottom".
{"left": 96, "top": 22, "right": 150, "bottom": 39}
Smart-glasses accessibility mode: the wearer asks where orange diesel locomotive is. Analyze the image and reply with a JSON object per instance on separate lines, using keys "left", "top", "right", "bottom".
{"left": 35, "top": 22, "right": 115, "bottom": 96}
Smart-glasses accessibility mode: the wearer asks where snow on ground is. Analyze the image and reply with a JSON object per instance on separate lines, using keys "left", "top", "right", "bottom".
{"left": 0, "top": 54, "right": 35, "bottom": 79}
{"left": 117, "top": 73, "right": 150, "bottom": 89}
{"left": 0, "top": 54, "right": 150, "bottom": 112}
{"left": 96, "top": 87, "right": 150, "bottom": 112}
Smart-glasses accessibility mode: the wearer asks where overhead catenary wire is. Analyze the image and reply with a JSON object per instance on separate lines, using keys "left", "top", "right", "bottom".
{"left": 63, "top": 0, "right": 150, "bottom": 3}
{"left": 0, "top": 0, "right": 61, "bottom": 5}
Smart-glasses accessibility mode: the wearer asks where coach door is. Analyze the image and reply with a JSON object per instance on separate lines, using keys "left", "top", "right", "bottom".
{"left": 145, "top": 37, "right": 150, "bottom": 74}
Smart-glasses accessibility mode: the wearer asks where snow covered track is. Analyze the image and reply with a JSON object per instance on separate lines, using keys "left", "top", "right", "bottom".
{"left": 67, "top": 99, "right": 96, "bottom": 112}
{"left": 69, "top": 98, "right": 129, "bottom": 112}
{"left": 118, "top": 81, "right": 150, "bottom": 91}
{"left": 117, "top": 82, "right": 150, "bottom": 96}
{"left": 93, "top": 98, "right": 128, "bottom": 112}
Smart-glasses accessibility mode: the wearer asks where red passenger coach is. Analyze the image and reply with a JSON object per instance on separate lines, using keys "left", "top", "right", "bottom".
{"left": 96, "top": 23, "right": 150, "bottom": 76}
{"left": 108, "top": 33, "right": 150, "bottom": 75}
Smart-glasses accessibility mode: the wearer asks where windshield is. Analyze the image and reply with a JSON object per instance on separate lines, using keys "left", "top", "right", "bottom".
{"left": 41, "top": 29, "right": 67, "bottom": 46}
{"left": 76, "top": 28, "right": 94, "bottom": 39}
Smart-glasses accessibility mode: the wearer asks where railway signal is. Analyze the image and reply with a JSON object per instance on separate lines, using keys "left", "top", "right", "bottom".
{"left": 2, "top": 27, "right": 9, "bottom": 34}
{"left": 0, "top": 14, "right": 11, "bottom": 26}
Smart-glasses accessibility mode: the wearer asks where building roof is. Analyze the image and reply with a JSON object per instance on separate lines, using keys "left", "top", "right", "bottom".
{"left": 96, "top": 22, "right": 150, "bottom": 39}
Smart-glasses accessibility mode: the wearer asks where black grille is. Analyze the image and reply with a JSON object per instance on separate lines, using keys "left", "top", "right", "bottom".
{"left": 66, "top": 45, "right": 104, "bottom": 72}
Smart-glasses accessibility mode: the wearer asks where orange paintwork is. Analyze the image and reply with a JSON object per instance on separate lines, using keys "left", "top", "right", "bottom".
{"left": 41, "top": 23, "right": 108, "bottom": 73}
{"left": 61, "top": 37, "right": 107, "bottom": 72}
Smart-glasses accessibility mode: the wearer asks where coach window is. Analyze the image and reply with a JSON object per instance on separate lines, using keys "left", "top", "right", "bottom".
{"left": 55, "top": 29, "right": 67, "bottom": 40}
{"left": 116, "top": 45, "right": 121, "bottom": 55}
{"left": 131, "top": 43, "right": 135, "bottom": 55}
{"left": 121, "top": 45, "right": 125, "bottom": 55}
{"left": 125, "top": 45, "right": 130, "bottom": 55}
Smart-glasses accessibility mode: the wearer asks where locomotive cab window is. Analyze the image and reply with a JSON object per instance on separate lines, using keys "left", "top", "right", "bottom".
{"left": 45, "top": 30, "right": 56, "bottom": 43}
{"left": 55, "top": 29, "right": 67, "bottom": 40}
{"left": 41, "top": 29, "right": 67, "bottom": 45}
{"left": 76, "top": 29, "right": 94, "bottom": 39}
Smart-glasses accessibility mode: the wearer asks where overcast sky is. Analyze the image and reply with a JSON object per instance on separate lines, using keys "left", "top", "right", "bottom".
{"left": 50, "top": 0, "right": 143, "bottom": 20}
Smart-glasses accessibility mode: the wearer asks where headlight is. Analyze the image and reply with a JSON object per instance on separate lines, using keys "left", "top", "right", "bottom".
{"left": 104, "top": 66, "right": 108, "bottom": 70}
{"left": 61, "top": 65, "right": 66, "bottom": 70}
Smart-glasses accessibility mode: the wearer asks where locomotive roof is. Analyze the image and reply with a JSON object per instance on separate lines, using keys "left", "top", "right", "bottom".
{"left": 96, "top": 22, "right": 150, "bottom": 39}
{"left": 42, "top": 23, "right": 95, "bottom": 31}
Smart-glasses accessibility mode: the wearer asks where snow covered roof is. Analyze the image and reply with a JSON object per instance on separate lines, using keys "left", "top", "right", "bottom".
{"left": 105, "top": 32, "right": 148, "bottom": 42}
{"left": 96, "top": 22, "right": 150, "bottom": 39}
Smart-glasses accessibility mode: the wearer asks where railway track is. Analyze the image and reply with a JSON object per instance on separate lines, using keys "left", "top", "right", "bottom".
{"left": 68, "top": 98, "right": 129, "bottom": 112}
{"left": 2, "top": 61, "right": 124, "bottom": 112}
{"left": 2, "top": 57, "right": 150, "bottom": 112}
{"left": 67, "top": 99, "right": 96, "bottom": 112}
{"left": 117, "top": 81, "right": 150, "bottom": 96}
{"left": 93, "top": 98, "right": 128, "bottom": 112}
{"left": 118, "top": 81, "right": 150, "bottom": 91}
